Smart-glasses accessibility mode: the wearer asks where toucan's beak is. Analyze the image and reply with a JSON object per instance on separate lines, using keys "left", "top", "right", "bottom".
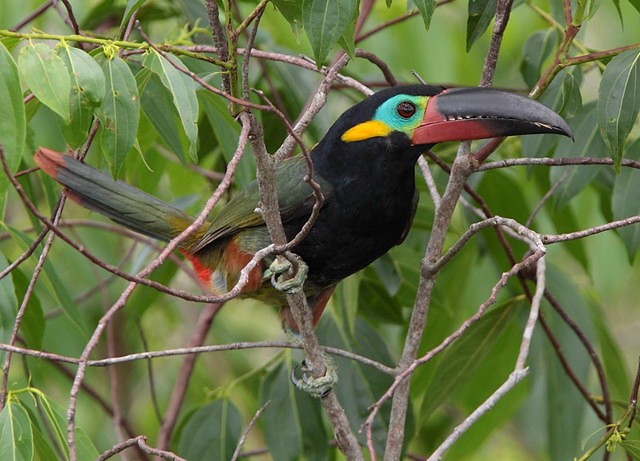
{"left": 412, "top": 87, "right": 573, "bottom": 145}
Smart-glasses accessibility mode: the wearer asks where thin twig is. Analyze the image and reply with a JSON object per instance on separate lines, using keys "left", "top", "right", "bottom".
{"left": 230, "top": 400, "right": 271, "bottom": 461}
{"left": 0, "top": 186, "right": 66, "bottom": 409}
{"left": 58, "top": 0, "right": 85, "bottom": 50}
{"left": 384, "top": 141, "right": 474, "bottom": 461}
{"left": 543, "top": 290, "right": 612, "bottom": 423}
{"left": 96, "top": 436, "right": 186, "bottom": 461}
{"left": 156, "top": 303, "right": 222, "bottom": 451}
{"left": 10, "top": 0, "right": 54, "bottom": 31}
{"left": 355, "top": 49, "right": 397, "bottom": 86}
{"left": 137, "top": 321, "right": 164, "bottom": 425}
{"left": 0, "top": 341, "right": 394, "bottom": 375}
{"left": 628, "top": 358, "right": 640, "bottom": 428}
{"left": 477, "top": 156, "right": 640, "bottom": 172}
{"left": 542, "top": 216, "right": 640, "bottom": 244}
{"left": 426, "top": 369, "right": 530, "bottom": 460}
{"left": 367, "top": 247, "right": 545, "bottom": 458}
{"left": 418, "top": 155, "right": 441, "bottom": 208}
{"left": 63, "top": 109, "right": 251, "bottom": 461}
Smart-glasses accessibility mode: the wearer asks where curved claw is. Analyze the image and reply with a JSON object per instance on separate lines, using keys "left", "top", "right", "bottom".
{"left": 267, "top": 256, "right": 308, "bottom": 294}
{"left": 290, "top": 357, "right": 337, "bottom": 399}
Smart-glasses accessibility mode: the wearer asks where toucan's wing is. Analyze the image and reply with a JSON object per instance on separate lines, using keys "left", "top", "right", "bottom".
{"left": 190, "top": 156, "right": 331, "bottom": 253}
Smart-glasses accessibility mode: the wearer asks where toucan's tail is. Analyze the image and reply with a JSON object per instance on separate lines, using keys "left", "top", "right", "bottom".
{"left": 34, "top": 148, "right": 198, "bottom": 244}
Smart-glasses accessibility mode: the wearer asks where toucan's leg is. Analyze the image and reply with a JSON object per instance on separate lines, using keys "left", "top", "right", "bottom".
{"left": 291, "top": 355, "right": 338, "bottom": 398}
{"left": 265, "top": 254, "right": 308, "bottom": 294}
{"left": 283, "top": 285, "right": 339, "bottom": 397}
{"left": 279, "top": 285, "right": 336, "bottom": 333}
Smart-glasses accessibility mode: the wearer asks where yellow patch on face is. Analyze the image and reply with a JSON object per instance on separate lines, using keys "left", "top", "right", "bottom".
{"left": 341, "top": 120, "right": 392, "bottom": 142}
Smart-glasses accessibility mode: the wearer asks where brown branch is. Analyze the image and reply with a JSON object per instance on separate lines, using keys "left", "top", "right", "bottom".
{"left": 628, "top": 358, "right": 640, "bottom": 428}
{"left": 355, "top": 11, "right": 420, "bottom": 44}
{"left": 234, "top": 0, "right": 269, "bottom": 37}
{"left": 537, "top": 312, "right": 608, "bottom": 422}
{"left": 355, "top": 49, "right": 397, "bottom": 86}
{"left": 230, "top": 400, "right": 271, "bottom": 461}
{"left": 176, "top": 45, "right": 369, "bottom": 94}
{"left": 480, "top": 0, "right": 514, "bottom": 86}
{"left": 477, "top": 156, "right": 640, "bottom": 171}
{"left": 49, "top": 361, "right": 148, "bottom": 460}
{"left": 63, "top": 108, "right": 252, "bottom": 461}
{"left": 0, "top": 228, "right": 48, "bottom": 280}
{"left": 384, "top": 141, "right": 475, "bottom": 459}
{"left": 369, "top": 248, "right": 546, "bottom": 458}
{"left": 97, "top": 436, "right": 185, "bottom": 461}
{"left": 0, "top": 187, "right": 67, "bottom": 409}
{"left": 0, "top": 341, "right": 394, "bottom": 375}
{"left": 58, "top": 0, "right": 85, "bottom": 49}
{"left": 136, "top": 321, "right": 163, "bottom": 425}
{"left": 205, "top": 0, "right": 229, "bottom": 92}
{"left": 431, "top": 152, "right": 617, "bottom": 431}
{"left": 542, "top": 216, "right": 640, "bottom": 244}
{"left": 156, "top": 303, "right": 222, "bottom": 451}
{"left": 384, "top": 0, "right": 517, "bottom": 453}
{"left": 244, "top": 87, "right": 364, "bottom": 459}
{"left": 543, "top": 291, "right": 612, "bottom": 423}
{"left": 10, "top": 0, "right": 54, "bottom": 31}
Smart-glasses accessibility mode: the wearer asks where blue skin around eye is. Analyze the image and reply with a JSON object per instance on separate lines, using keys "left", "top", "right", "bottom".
{"left": 372, "top": 95, "right": 425, "bottom": 132}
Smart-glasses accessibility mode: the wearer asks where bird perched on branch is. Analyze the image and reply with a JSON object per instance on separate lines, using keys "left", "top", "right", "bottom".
{"left": 35, "top": 85, "right": 571, "bottom": 333}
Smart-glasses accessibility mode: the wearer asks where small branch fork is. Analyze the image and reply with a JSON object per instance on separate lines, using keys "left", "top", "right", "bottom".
{"left": 365, "top": 217, "right": 547, "bottom": 460}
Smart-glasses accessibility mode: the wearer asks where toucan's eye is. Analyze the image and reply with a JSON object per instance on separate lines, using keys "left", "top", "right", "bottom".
{"left": 397, "top": 101, "right": 416, "bottom": 119}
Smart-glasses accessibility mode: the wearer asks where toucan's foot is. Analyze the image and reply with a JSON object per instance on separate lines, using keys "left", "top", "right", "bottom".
{"left": 290, "top": 355, "right": 338, "bottom": 398}
{"left": 266, "top": 255, "right": 308, "bottom": 294}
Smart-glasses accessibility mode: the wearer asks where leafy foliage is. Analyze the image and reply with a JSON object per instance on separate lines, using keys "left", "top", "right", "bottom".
{"left": 0, "top": 0, "right": 639, "bottom": 460}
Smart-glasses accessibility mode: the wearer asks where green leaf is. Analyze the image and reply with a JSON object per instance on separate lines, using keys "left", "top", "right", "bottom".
{"left": 333, "top": 272, "right": 361, "bottom": 335}
{"left": 336, "top": 7, "right": 358, "bottom": 59}
{"left": 19, "top": 43, "right": 71, "bottom": 123}
{"left": 302, "top": 0, "right": 359, "bottom": 65}
{"left": 57, "top": 45, "right": 106, "bottom": 147}
{"left": 0, "top": 42, "right": 26, "bottom": 195}
{"left": 316, "top": 317, "right": 397, "bottom": 454}
{"left": 31, "top": 392, "right": 100, "bottom": 460}
{"left": 0, "top": 398, "right": 33, "bottom": 461}
{"left": 2, "top": 224, "right": 88, "bottom": 338}
{"left": 522, "top": 69, "right": 582, "bottom": 158}
{"left": 627, "top": 0, "right": 640, "bottom": 15}
{"left": 358, "top": 267, "right": 405, "bottom": 325}
{"left": 138, "top": 68, "right": 188, "bottom": 161}
{"left": 143, "top": 51, "right": 199, "bottom": 161}
{"left": 176, "top": 400, "right": 243, "bottom": 461}
{"left": 0, "top": 252, "right": 17, "bottom": 347}
{"left": 612, "top": 139, "right": 640, "bottom": 260}
{"left": 419, "top": 299, "right": 520, "bottom": 418}
{"left": 520, "top": 29, "right": 559, "bottom": 88}
{"left": 466, "top": 0, "right": 497, "bottom": 51}
{"left": 413, "top": 0, "right": 437, "bottom": 29}
{"left": 597, "top": 49, "right": 640, "bottom": 170}
{"left": 11, "top": 269, "right": 44, "bottom": 351}
{"left": 260, "top": 359, "right": 329, "bottom": 461}
{"left": 117, "top": 0, "right": 149, "bottom": 38}
{"left": 447, "top": 315, "right": 529, "bottom": 459}
{"left": 551, "top": 102, "right": 606, "bottom": 210}
{"left": 200, "top": 91, "right": 255, "bottom": 187}
{"left": 590, "top": 301, "right": 630, "bottom": 400}
{"left": 95, "top": 55, "right": 140, "bottom": 177}
{"left": 271, "top": 0, "right": 303, "bottom": 35}
{"left": 521, "top": 69, "right": 582, "bottom": 157}
{"left": 542, "top": 265, "right": 593, "bottom": 459}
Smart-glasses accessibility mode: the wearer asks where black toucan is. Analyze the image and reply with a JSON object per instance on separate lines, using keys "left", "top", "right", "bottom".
{"left": 35, "top": 85, "right": 572, "bottom": 331}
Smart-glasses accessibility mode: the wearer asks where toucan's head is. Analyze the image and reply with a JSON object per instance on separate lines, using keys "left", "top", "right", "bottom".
{"left": 328, "top": 85, "right": 572, "bottom": 157}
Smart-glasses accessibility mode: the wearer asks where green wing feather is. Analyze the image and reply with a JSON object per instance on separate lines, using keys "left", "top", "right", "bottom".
{"left": 190, "top": 156, "right": 332, "bottom": 253}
